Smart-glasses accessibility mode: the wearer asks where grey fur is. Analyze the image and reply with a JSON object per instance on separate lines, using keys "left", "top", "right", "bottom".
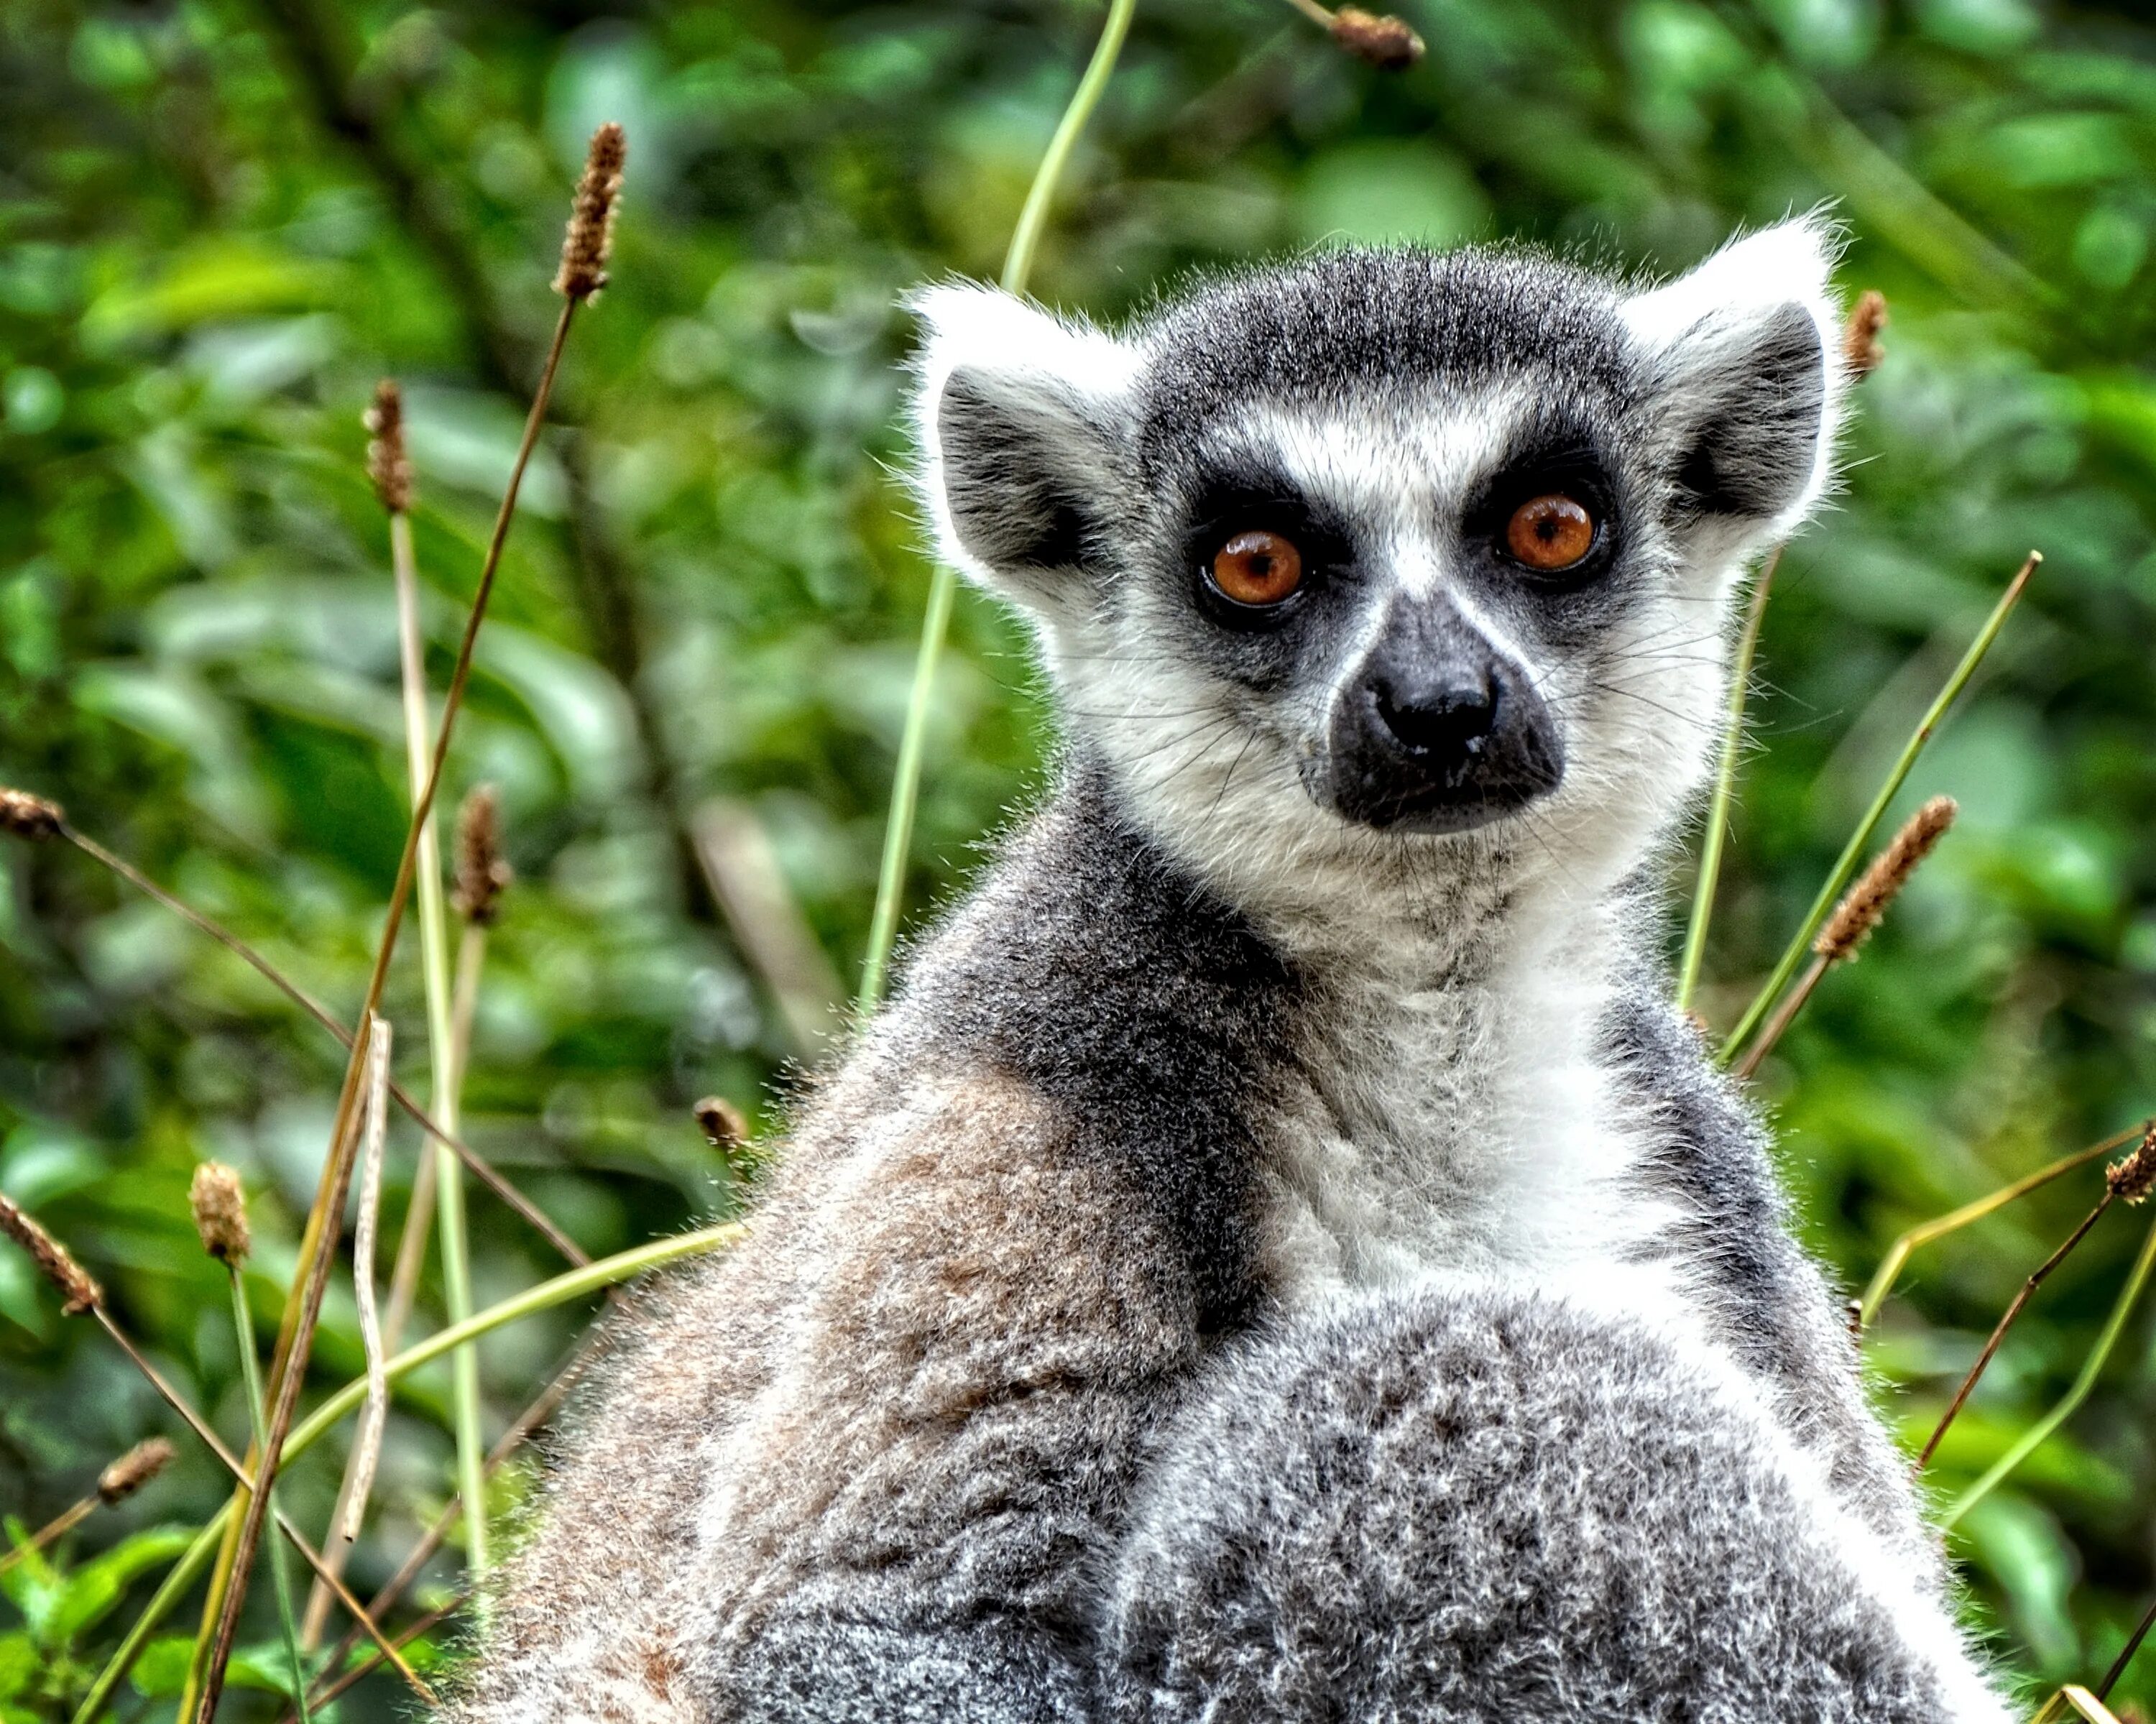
{"left": 441, "top": 232, "right": 2010, "bottom": 1724}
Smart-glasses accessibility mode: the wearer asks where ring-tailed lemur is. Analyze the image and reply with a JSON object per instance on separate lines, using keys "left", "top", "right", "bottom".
{"left": 444, "top": 220, "right": 2014, "bottom": 1723}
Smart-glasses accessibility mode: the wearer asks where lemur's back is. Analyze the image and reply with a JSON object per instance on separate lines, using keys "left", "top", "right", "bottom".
{"left": 446, "top": 228, "right": 2014, "bottom": 1722}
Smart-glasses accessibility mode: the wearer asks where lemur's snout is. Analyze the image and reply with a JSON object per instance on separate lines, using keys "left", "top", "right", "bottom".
{"left": 1326, "top": 599, "right": 1562, "bottom": 834}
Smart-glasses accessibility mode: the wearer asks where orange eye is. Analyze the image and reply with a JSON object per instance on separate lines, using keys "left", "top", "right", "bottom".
{"left": 1210, "top": 530, "right": 1304, "bottom": 606}
{"left": 1505, "top": 494, "right": 1597, "bottom": 572}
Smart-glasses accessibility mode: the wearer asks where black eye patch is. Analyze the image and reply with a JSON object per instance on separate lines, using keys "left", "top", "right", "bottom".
{"left": 1460, "top": 425, "right": 1623, "bottom": 584}
{"left": 1178, "top": 469, "right": 1357, "bottom": 629}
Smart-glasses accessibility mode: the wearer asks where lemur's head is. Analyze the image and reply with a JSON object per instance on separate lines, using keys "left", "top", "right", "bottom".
{"left": 913, "top": 220, "right": 1846, "bottom": 923}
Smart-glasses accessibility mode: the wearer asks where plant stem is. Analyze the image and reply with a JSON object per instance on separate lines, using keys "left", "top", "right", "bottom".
{"left": 1858, "top": 1128, "right": 2132, "bottom": 1326}
{"left": 391, "top": 504, "right": 489, "bottom": 1587}
{"left": 1731, "top": 951, "right": 1828, "bottom": 1079}
{"left": 1945, "top": 1205, "right": 2156, "bottom": 1528}
{"left": 1915, "top": 1194, "right": 2114, "bottom": 1471}
{"left": 1719, "top": 551, "right": 2037, "bottom": 1066}
{"left": 70, "top": 1221, "right": 741, "bottom": 1724}
{"left": 193, "top": 298, "right": 579, "bottom": 1724}
{"left": 1678, "top": 547, "right": 1779, "bottom": 1013}
{"left": 57, "top": 821, "right": 581, "bottom": 1264}
{"left": 229, "top": 1268, "right": 313, "bottom": 1724}
{"left": 857, "top": 0, "right": 1139, "bottom": 1012}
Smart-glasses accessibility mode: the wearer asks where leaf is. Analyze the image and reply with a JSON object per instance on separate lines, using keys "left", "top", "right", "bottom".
{"left": 42, "top": 1526, "right": 195, "bottom": 1648}
{"left": 0, "top": 1633, "right": 36, "bottom": 1703}
{"left": 130, "top": 1636, "right": 292, "bottom": 1699}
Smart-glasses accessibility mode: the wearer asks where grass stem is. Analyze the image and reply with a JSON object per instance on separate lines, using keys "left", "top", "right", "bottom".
{"left": 1677, "top": 547, "right": 1779, "bottom": 1012}
{"left": 857, "top": 0, "right": 1138, "bottom": 1012}
{"left": 228, "top": 1268, "right": 313, "bottom": 1724}
{"left": 1719, "top": 551, "right": 2037, "bottom": 1066}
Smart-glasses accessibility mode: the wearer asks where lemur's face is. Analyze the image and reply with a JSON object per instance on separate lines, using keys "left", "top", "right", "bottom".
{"left": 916, "top": 223, "right": 1844, "bottom": 904}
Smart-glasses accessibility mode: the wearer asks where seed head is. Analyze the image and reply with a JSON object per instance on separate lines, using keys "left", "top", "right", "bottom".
{"left": 0, "top": 786, "right": 63, "bottom": 841}
{"left": 98, "top": 1436, "right": 178, "bottom": 1505}
{"left": 1813, "top": 796, "right": 1955, "bottom": 963}
{"left": 189, "top": 1162, "right": 252, "bottom": 1263}
{"left": 2109, "top": 1124, "right": 2156, "bottom": 1207}
{"left": 1844, "top": 290, "right": 1889, "bottom": 381}
{"left": 555, "top": 123, "right": 627, "bottom": 300}
{"left": 453, "top": 784, "right": 512, "bottom": 926}
{"left": 1328, "top": 7, "right": 1424, "bottom": 68}
{"left": 694, "top": 1096, "right": 749, "bottom": 1158}
{"left": 364, "top": 380, "right": 413, "bottom": 514}
{"left": 0, "top": 1192, "right": 101, "bottom": 1315}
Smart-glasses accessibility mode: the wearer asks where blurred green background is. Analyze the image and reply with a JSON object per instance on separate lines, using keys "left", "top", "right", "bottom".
{"left": 4, "top": 0, "right": 2156, "bottom": 1715}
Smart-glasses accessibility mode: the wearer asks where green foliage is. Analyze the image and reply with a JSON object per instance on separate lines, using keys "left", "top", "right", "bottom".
{"left": 4, "top": 0, "right": 2156, "bottom": 1716}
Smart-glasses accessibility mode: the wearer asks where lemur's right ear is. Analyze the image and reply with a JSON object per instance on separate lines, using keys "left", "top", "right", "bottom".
{"left": 911, "top": 283, "right": 1141, "bottom": 607}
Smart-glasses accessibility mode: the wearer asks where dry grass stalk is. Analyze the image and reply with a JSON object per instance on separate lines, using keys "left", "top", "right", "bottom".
{"left": 27, "top": 808, "right": 580, "bottom": 1264}
{"left": 453, "top": 783, "right": 512, "bottom": 924}
{"left": 0, "top": 1437, "right": 178, "bottom": 1577}
{"left": 99, "top": 1436, "right": 178, "bottom": 1504}
{"left": 554, "top": 123, "right": 625, "bottom": 298}
{"left": 189, "top": 1163, "right": 252, "bottom": 1264}
{"left": 364, "top": 380, "right": 413, "bottom": 514}
{"left": 1917, "top": 1176, "right": 2122, "bottom": 1472}
{"left": 1327, "top": 5, "right": 1424, "bottom": 65}
{"left": 195, "top": 127, "right": 619, "bottom": 1718}
{"left": 1733, "top": 796, "right": 1958, "bottom": 1080}
{"left": 345, "top": 1015, "right": 395, "bottom": 1543}
{"left": 2107, "top": 1124, "right": 2156, "bottom": 1205}
{"left": 1814, "top": 796, "right": 1956, "bottom": 962}
{"left": 1844, "top": 288, "right": 1889, "bottom": 379}
{"left": 695, "top": 1095, "right": 749, "bottom": 1157}
{"left": 0, "top": 1190, "right": 436, "bottom": 1701}
{"left": 0, "top": 1191, "right": 101, "bottom": 1314}
{"left": 0, "top": 785, "right": 63, "bottom": 839}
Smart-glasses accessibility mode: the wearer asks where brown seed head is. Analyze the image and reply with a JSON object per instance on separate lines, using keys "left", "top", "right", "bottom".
{"left": 2108, "top": 1124, "right": 2156, "bottom": 1206}
{"left": 555, "top": 123, "right": 627, "bottom": 300}
{"left": 189, "top": 1161, "right": 252, "bottom": 1263}
{"left": 1813, "top": 796, "right": 1956, "bottom": 963}
{"left": 1844, "top": 290, "right": 1889, "bottom": 381}
{"left": 364, "top": 379, "right": 413, "bottom": 514}
{"left": 1328, "top": 7, "right": 1425, "bottom": 68}
{"left": 453, "top": 784, "right": 513, "bottom": 925}
{"left": 0, "top": 1192, "right": 101, "bottom": 1315}
{"left": 0, "top": 786, "right": 63, "bottom": 841}
{"left": 98, "top": 1436, "right": 178, "bottom": 1505}
{"left": 694, "top": 1096, "right": 749, "bottom": 1158}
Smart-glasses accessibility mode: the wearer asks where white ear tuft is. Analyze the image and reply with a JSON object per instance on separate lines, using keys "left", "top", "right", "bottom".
{"left": 1621, "top": 213, "right": 1848, "bottom": 536}
{"left": 909, "top": 282, "right": 1142, "bottom": 602}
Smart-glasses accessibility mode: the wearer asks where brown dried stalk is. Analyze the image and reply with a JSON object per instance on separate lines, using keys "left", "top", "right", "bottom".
{"left": 1276, "top": 0, "right": 1424, "bottom": 65}
{"left": 1733, "top": 797, "right": 1956, "bottom": 1079}
{"left": 0, "top": 1437, "right": 175, "bottom": 1576}
{"left": 0, "top": 1190, "right": 101, "bottom": 1314}
{"left": 0, "top": 1189, "right": 429, "bottom": 1697}
{"left": 293, "top": 1590, "right": 467, "bottom": 1718}
{"left": 1844, "top": 289, "right": 1889, "bottom": 379}
{"left": 364, "top": 380, "right": 413, "bottom": 514}
{"left": 195, "top": 128, "right": 619, "bottom": 1720}
{"left": 453, "top": 783, "right": 512, "bottom": 926}
{"left": 1916, "top": 1125, "right": 2153, "bottom": 1471}
{"left": 695, "top": 1095, "right": 749, "bottom": 1158}
{"left": 0, "top": 803, "right": 582, "bottom": 1266}
{"left": 190, "top": 1163, "right": 252, "bottom": 1264}
{"left": 554, "top": 123, "right": 625, "bottom": 299}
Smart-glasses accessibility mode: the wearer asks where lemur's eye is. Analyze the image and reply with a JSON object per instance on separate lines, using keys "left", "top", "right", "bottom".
{"left": 1504, "top": 494, "right": 1597, "bottom": 573}
{"left": 1210, "top": 530, "right": 1304, "bottom": 607}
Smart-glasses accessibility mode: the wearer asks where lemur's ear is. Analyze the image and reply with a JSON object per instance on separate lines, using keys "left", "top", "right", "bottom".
{"left": 911, "top": 282, "right": 1141, "bottom": 606}
{"left": 1621, "top": 216, "right": 1846, "bottom": 535}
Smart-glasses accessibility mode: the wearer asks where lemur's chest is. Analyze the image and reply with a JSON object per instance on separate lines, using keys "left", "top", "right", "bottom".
{"left": 1254, "top": 954, "right": 1680, "bottom": 1309}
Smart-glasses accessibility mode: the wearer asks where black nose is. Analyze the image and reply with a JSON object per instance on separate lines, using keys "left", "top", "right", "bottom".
{"left": 1373, "top": 672, "right": 1498, "bottom": 762}
{"left": 1323, "top": 601, "right": 1562, "bottom": 834}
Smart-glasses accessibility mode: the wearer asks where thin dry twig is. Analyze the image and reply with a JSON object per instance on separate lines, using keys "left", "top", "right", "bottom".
{"left": 195, "top": 125, "right": 619, "bottom": 1719}
{"left": 0, "top": 1438, "right": 175, "bottom": 1576}
{"left": 1275, "top": 0, "right": 1424, "bottom": 66}
{"left": 1733, "top": 797, "right": 1957, "bottom": 1079}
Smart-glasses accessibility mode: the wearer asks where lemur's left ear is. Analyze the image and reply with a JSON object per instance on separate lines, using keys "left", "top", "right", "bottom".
{"left": 1621, "top": 216, "right": 1847, "bottom": 535}
{"left": 911, "top": 282, "right": 1141, "bottom": 609}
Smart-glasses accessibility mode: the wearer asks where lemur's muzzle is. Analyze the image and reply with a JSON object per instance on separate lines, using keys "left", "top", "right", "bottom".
{"left": 1324, "top": 596, "right": 1563, "bottom": 834}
